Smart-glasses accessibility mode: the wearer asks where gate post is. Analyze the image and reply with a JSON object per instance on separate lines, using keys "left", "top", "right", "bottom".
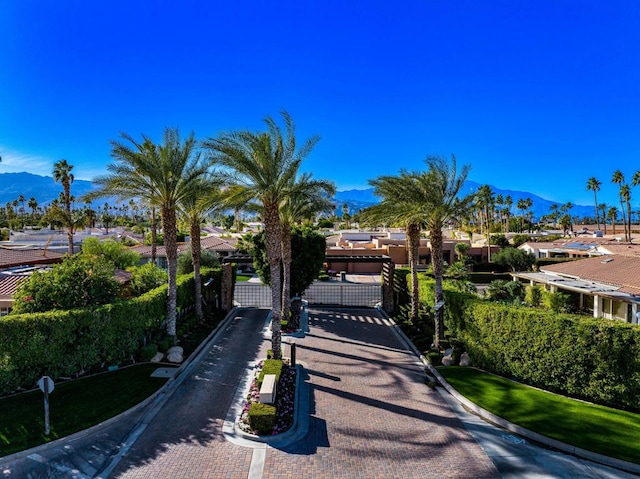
{"left": 382, "top": 262, "right": 395, "bottom": 313}
{"left": 220, "top": 263, "right": 235, "bottom": 311}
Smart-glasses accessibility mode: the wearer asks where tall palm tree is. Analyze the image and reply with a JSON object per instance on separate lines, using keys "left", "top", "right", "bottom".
{"left": 476, "top": 185, "right": 494, "bottom": 261}
{"left": 608, "top": 206, "right": 619, "bottom": 235}
{"left": 28, "top": 197, "right": 38, "bottom": 226}
{"left": 53, "top": 159, "right": 75, "bottom": 255}
{"left": 280, "top": 173, "right": 335, "bottom": 322}
{"left": 420, "top": 155, "right": 473, "bottom": 347}
{"left": 364, "top": 172, "right": 426, "bottom": 323}
{"left": 84, "top": 128, "right": 208, "bottom": 340}
{"left": 621, "top": 184, "right": 632, "bottom": 241}
{"left": 203, "top": 111, "right": 317, "bottom": 359}
{"left": 612, "top": 170, "right": 628, "bottom": 241}
{"left": 598, "top": 203, "right": 608, "bottom": 234}
{"left": 177, "top": 175, "right": 224, "bottom": 321}
{"left": 586, "top": 177, "right": 602, "bottom": 229}
{"left": 504, "top": 195, "right": 513, "bottom": 232}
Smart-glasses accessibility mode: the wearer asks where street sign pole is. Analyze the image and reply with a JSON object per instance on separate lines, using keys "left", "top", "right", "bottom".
{"left": 43, "top": 376, "right": 50, "bottom": 435}
{"left": 38, "top": 376, "right": 54, "bottom": 436}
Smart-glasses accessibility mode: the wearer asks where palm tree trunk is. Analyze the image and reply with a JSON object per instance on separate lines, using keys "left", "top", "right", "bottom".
{"left": 430, "top": 222, "right": 445, "bottom": 349}
{"left": 190, "top": 219, "right": 203, "bottom": 321}
{"left": 263, "top": 204, "right": 283, "bottom": 359}
{"left": 162, "top": 206, "right": 178, "bottom": 340}
{"left": 406, "top": 222, "right": 421, "bottom": 323}
{"left": 281, "top": 225, "right": 293, "bottom": 325}
{"left": 151, "top": 207, "right": 157, "bottom": 265}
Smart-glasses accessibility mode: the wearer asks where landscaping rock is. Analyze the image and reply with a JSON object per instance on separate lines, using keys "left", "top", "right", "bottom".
{"left": 459, "top": 352, "right": 471, "bottom": 366}
{"left": 151, "top": 352, "right": 165, "bottom": 363}
{"left": 167, "top": 347, "right": 184, "bottom": 363}
{"left": 441, "top": 354, "right": 455, "bottom": 366}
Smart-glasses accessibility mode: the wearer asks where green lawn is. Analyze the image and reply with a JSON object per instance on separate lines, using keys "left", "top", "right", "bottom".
{"left": 236, "top": 274, "right": 252, "bottom": 282}
{"left": 437, "top": 366, "right": 640, "bottom": 464}
{"left": 0, "top": 363, "right": 171, "bottom": 457}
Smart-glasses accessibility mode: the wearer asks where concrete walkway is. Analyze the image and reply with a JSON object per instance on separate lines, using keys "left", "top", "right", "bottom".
{"left": 1, "top": 307, "right": 637, "bottom": 478}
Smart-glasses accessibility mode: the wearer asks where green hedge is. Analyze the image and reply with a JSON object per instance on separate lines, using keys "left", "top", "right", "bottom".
{"left": 395, "top": 273, "right": 640, "bottom": 410}
{"left": 248, "top": 402, "right": 276, "bottom": 435}
{"left": 258, "top": 359, "right": 283, "bottom": 387}
{"left": 0, "top": 267, "right": 223, "bottom": 395}
{"left": 460, "top": 300, "right": 640, "bottom": 410}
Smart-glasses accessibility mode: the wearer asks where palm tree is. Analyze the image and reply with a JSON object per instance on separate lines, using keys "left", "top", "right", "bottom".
{"left": 598, "top": 203, "right": 608, "bottom": 234}
{"left": 27, "top": 197, "right": 37, "bottom": 226}
{"left": 608, "top": 206, "right": 619, "bottom": 235}
{"left": 280, "top": 173, "right": 335, "bottom": 323}
{"left": 53, "top": 159, "right": 75, "bottom": 255}
{"left": 84, "top": 128, "right": 208, "bottom": 340}
{"left": 621, "top": 184, "right": 632, "bottom": 241}
{"left": 504, "top": 195, "right": 513, "bottom": 232}
{"left": 612, "top": 170, "right": 629, "bottom": 241}
{"left": 586, "top": 177, "right": 602, "bottom": 229}
{"left": 476, "top": 185, "right": 494, "bottom": 261}
{"left": 364, "top": 172, "right": 426, "bottom": 323}
{"left": 203, "top": 111, "right": 317, "bottom": 359}
{"left": 177, "top": 175, "right": 224, "bottom": 321}
{"left": 421, "top": 155, "right": 473, "bottom": 347}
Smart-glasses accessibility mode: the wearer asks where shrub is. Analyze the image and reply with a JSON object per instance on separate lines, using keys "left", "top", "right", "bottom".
{"left": 248, "top": 402, "right": 276, "bottom": 435}
{"left": 525, "top": 285, "right": 542, "bottom": 307}
{"left": 258, "top": 359, "right": 283, "bottom": 387}
{"left": 139, "top": 344, "right": 158, "bottom": 362}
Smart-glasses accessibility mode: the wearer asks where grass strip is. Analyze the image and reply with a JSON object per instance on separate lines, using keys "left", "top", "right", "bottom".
{"left": 437, "top": 366, "right": 640, "bottom": 464}
{"left": 0, "top": 363, "right": 170, "bottom": 457}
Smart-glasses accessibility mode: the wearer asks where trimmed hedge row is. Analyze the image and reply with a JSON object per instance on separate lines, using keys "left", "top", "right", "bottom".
{"left": 0, "top": 267, "right": 222, "bottom": 395}
{"left": 393, "top": 271, "right": 640, "bottom": 410}
{"left": 460, "top": 301, "right": 640, "bottom": 410}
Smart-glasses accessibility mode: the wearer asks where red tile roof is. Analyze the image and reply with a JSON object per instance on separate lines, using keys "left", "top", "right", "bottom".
{"left": 130, "top": 236, "right": 237, "bottom": 257}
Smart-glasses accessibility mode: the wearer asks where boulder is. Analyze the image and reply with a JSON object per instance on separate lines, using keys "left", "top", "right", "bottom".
{"left": 459, "top": 352, "right": 471, "bottom": 367}
{"left": 167, "top": 346, "right": 184, "bottom": 355}
{"left": 151, "top": 352, "right": 165, "bottom": 363}
{"left": 441, "top": 354, "right": 455, "bottom": 366}
{"left": 167, "top": 349, "right": 184, "bottom": 363}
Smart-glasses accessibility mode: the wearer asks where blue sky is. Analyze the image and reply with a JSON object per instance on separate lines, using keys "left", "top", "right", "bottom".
{"left": 1, "top": 1, "right": 639, "bottom": 208}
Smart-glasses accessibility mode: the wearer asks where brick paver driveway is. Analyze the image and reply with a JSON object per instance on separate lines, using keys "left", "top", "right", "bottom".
{"left": 262, "top": 308, "right": 498, "bottom": 478}
{"left": 110, "top": 307, "right": 498, "bottom": 478}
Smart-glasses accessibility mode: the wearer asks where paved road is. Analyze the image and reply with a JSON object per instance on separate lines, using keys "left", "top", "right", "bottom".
{"left": 1, "top": 306, "right": 637, "bottom": 478}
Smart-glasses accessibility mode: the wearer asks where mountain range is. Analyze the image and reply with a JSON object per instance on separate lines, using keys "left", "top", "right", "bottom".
{"left": 0, "top": 172, "right": 595, "bottom": 220}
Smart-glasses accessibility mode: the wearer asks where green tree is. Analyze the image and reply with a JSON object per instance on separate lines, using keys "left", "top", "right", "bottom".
{"left": 53, "top": 159, "right": 76, "bottom": 255}
{"left": 279, "top": 173, "right": 335, "bottom": 321}
{"left": 12, "top": 255, "right": 120, "bottom": 313}
{"left": 127, "top": 262, "right": 168, "bottom": 296}
{"left": 84, "top": 128, "right": 208, "bottom": 340}
{"left": 485, "top": 279, "right": 525, "bottom": 303}
{"left": 81, "top": 237, "right": 141, "bottom": 269}
{"left": 251, "top": 226, "right": 326, "bottom": 298}
{"left": 177, "top": 175, "right": 224, "bottom": 320}
{"left": 586, "top": 177, "right": 602, "bottom": 229}
{"left": 177, "top": 247, "right": 220, "bottom": 275}
{"left": 204, "top": 111, "right": 318, "bottom": 359}
{"left": 492, "top": 247, "right": 536, "bottom": 272}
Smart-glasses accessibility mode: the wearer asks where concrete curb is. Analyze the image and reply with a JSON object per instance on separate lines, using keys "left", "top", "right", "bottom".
{"left": 222, "top": 362, "right": 308, "bottom": 448}
{"left": 378, "top": 307, "right": 640, "bottom": 476}
{"left": 0, "top": 307, "right": 239, "bottom": 469}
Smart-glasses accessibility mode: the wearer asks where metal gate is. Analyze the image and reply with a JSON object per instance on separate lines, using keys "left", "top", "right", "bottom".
{"left": 233, "top": 281, "right": 382, "bottom": 308}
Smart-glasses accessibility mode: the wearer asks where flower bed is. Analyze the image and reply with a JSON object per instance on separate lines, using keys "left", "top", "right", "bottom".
{"left": 239, "top": 360, "right": 296, "bottom": 435}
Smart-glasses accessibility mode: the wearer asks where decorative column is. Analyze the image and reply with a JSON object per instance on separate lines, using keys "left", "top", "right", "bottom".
{"left": 382, "top": 262, "right": 395, "bottom": 313}
{"left": 220, "top": 263, "right": 234, "bottom": 311}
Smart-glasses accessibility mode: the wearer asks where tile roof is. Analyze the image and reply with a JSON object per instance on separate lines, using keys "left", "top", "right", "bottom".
{"left": 0, "top": 247, "right": 65, "bottom": 269}
{"left": 130, "top": 236, "right": 237, "bottom": 258}
{"left": 594, "top": 244, "right": 640, "bottom": 257}
{"left": 541, "top": 255, "right": 640, "bottom": 295}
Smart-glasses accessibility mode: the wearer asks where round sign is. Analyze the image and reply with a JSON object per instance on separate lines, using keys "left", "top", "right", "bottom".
{"left": 37, "top": 376, "right": 55, "bottom": 394}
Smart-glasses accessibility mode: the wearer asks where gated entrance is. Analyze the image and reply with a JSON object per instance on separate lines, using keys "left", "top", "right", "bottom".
{"left": 221, "top": 255, "right": 395, "bottom": 311}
